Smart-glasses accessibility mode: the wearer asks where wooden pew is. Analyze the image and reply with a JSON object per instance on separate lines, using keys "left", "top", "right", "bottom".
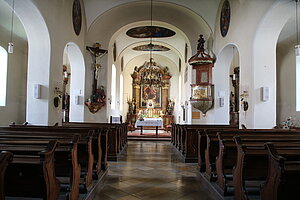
{"left": 171, "top": 124, "right": 236, "bottom": 163}
{"left": 261, "top": 143, "right": 300, "bottom": 200}
{"left": 0, "top": 134, "right": 81, "bottom": 200}
{"left": 63, "top": 122, "right": 128, "bottom": 161}
{"left": 0, "top": 139, "right": 60, "bottom": 200}
{"left": 202, "top": 129, "right": 299, "bottom": 195}
{"left": 8, "top": 124, "right": 109, "bottom": 175}
{"left": 0, "top": 151, "right": 13, "bottom": 200}
{"left": 0, "top": 129, "right": 93, "bottom": 197}
{"left": 233, "top": 136, "right": 300, "bottom": 200}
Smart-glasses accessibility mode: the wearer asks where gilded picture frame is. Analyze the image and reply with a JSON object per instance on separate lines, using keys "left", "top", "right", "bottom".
{"left": 140, "top": 85, "right": 162, "bottom": 108}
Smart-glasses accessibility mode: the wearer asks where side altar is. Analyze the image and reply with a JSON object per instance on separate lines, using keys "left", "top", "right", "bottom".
{"left": 126, "top": 59, "right": 175, "bottom": 131}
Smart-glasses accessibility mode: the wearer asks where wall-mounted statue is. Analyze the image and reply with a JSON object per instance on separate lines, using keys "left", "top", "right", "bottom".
{"left": 85, "top": 43, "right": 108, "bottom": 113}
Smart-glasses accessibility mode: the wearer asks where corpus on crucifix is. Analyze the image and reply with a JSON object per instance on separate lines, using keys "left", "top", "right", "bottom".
{"left": 86, "top": 43, "right": 108, "bottom": 93}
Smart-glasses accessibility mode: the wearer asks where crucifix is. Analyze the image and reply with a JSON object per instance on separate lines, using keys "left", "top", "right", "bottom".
{"left": 86, "top": 43, "right": 108, "bottom": 94}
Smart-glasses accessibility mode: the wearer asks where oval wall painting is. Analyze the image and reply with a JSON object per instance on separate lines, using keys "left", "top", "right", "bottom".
{"left": 72, "top": 0, "right": 82, "bottom": 36}
{"left": 220, "top": 0, "right": 230, "bottom": 37}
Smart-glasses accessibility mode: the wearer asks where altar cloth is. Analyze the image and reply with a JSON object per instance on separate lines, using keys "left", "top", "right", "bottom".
{"left": 135, "top": 118, "right": 163, "bottom": 128}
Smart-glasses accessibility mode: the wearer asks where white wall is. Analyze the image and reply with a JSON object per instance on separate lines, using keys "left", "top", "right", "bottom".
{"left": 212, "top": 0, "right": 293, "bottom": 128}
{"left": 276, "top": 34, "right": 299, "bottom": 126}
{"left": 0, "top": 26, "right": 27, "bottom": 126}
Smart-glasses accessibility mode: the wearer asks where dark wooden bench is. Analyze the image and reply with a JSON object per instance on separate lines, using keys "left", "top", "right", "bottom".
{"left": 0, "top": 133, "right": 81, "bottom": 199}
{"left": 261, "top": 143, "right": 300, "bottom": 200}
{"left": 6, "top": 125, "right": 108, "bottom": 178}
{"left": 0, "top": 139, "right": 60, "bottom": 200}
{"left": 233, "top": 136, "right": 300, "bottom": 200}
{"left": 0, "top": 128, "right": 94, "bottom": 187}
{"left": 0, "top": 151, "right": 13, "bottom": 200}
{"left": 63, "top": 122, "right": 128, "bottom": 161}
{"left": 213, "top": 129, "right": 299, "bottom": 195}
{"left": 171, "top": 124, "right": 236, "bottom": 163}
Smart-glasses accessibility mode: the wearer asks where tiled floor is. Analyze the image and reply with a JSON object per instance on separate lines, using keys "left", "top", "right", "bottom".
{"left": 93, "top": 141, "right": 217, "bottom": 200}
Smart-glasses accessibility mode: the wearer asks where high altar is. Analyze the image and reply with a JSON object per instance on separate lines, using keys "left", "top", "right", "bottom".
{"left": 126, "top": 59, "right": 174, "bottom": 130}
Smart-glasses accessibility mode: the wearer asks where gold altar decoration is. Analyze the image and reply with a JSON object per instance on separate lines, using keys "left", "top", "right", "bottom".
{"left": 188, "top": 34, "right": 216, "bottom": 116}
{"left": 130, "top": 59, "right": 171, "bottom": 115}
{"left": 126, "top": 59, "right": 173, "bottom": 130}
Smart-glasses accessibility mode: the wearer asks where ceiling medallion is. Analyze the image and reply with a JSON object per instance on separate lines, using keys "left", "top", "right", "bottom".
{"left": 220, "top": 0, "right": 230, "bottom": 37}
{"left": 72, "top": 0, "right": 82, "bottom": 36}
{"left": 126, "top": 26, "right": 175, "bottom": 38}
{"left": 133, "top": 44, "right": 170, "bottom": 51}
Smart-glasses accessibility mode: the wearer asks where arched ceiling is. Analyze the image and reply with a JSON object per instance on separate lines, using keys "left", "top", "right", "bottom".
{"left": 83, "top": 0, "right": 221, "bottom": 31}
{"left": 87, "top": 1, "right": 213, "bottom": 73}
{"left": 112, "top": 20, "right": 187, "bottom": 71}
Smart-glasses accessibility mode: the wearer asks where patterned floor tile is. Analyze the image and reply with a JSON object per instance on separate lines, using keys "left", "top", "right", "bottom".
{"left": 94, "top": 141, "right": 217, "bottom": 200}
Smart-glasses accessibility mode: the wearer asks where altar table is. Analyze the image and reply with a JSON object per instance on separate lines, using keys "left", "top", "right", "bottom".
{"left": 135, "top": 118, "right": 163, "bottom": 135}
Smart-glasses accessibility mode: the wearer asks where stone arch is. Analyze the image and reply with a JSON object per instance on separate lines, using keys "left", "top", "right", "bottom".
{"left": 64, "top": 42, "right": 85, "bottom": 122}
{"left": 213, "top": 43, "right": 240, "bottom": 125}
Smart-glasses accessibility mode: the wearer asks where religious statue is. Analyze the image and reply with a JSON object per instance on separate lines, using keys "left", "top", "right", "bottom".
{"left": 197, "top": 34, "right": 205, "bottom": 52}
{"left": 138, "top": 110, "right": 144, "bottom": 121}
{"left": 92, "top": 85, "right": 106, "bottom": 103}
{"left": 132, "top": 98, "right": 136, "bottom": 114}
{"left": 146, "top": 99, "right": 155, "bottom": 118}
{"left": 230, "top": 91, "right": 235, "bottom": 112}
{"left": 127, "top": 98, "right": 133, "bottom": 114}
{"left": 166, "top": 99, "right": 175, "bottom": 115}
{"left": 86, "top": 43, "right": 108, "bottom": 80}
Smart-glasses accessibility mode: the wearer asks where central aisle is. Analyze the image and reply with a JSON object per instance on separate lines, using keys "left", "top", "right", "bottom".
{"left": 94, "top": 141, "right": 216, "bottom": 200}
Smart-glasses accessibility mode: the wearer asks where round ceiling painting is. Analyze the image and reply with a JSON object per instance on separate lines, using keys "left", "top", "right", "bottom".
{"left": 126, "top": 26, "right": 175, "bottom": 38}
{"left": 133, "top": 44, "right": 170, "bottom": 51}
{"left": 220, "top": 0, "right": 230, "bottom": 37}
{"left": 72, "top": 0, "right": 82, "bottom": 36}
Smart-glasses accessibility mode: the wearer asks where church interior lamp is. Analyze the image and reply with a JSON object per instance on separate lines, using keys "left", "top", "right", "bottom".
{"left": 8, "top": 0, "right": 15, "bottom": 54}
{"left": 85, "top": 43, "right": 108, "bottom": 113}
{"left": 188, "top": 35, "right": 216, "bottom": 116}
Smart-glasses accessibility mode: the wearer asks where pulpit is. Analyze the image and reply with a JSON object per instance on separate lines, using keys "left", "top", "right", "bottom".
{"left": 188, "top": 34, "right": 216, "bottom": 116}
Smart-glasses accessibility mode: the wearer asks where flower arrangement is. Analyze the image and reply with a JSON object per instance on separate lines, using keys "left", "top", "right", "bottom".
{"left": 280, "top": 116, "right": 297, "bottom": 129}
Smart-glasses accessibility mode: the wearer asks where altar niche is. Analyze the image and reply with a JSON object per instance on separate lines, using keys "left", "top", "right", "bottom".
{"left": 127, "top": 59, "right": 173, "bottom": 130}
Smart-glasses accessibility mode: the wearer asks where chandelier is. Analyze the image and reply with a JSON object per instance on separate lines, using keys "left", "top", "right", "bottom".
{"left": 140, "top": 59, "right": 162, "bottom": 87}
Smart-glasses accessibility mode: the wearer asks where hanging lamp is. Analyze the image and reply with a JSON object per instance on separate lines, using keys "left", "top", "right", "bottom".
{"left": 8, "top": 0, "right": 15, "bottom": 54}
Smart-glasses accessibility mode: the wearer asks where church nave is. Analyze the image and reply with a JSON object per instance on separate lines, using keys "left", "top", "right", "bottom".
{"left": 94, "top": 141, "right": 215, "bottom": 200}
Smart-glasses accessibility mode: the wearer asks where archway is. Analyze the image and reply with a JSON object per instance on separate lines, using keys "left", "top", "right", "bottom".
{"left": 63, "top": 42, "right": 85, "bottom": 122}
{"left": 210, "top": 44, "right": 240, "bottom": 125}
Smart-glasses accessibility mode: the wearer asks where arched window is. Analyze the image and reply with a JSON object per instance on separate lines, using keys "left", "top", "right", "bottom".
{"left": 120, "top": 74, "right": 123, "bottom": 111}
{"left": 111, "top": 64, "right": 116, "bottom": 109}
{"left": 0, "top": 46, "right": 8, "bottom": 106}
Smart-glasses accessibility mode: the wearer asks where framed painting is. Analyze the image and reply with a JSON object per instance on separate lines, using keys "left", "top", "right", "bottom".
{"left": 191, "top": 85, "right": 209, "bottom": 99}
{"left": 140, "top": 85, "right": 162, "bottom": 108}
